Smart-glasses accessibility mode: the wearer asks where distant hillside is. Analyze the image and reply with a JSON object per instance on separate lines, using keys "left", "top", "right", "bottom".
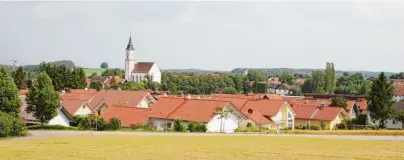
{"left": 231, "top": 68, "right": 394, "bottom": 79}
{"left": 0, "top": 60, "right": 75, "bottom": 72}
{"left": 162, "top": 69, "right": 229, "bottom": 74}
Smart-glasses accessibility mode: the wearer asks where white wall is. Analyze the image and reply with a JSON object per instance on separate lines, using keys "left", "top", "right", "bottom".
{"left": 74, "top": 103, "right": 93, "bottom": 116}
{"left": 150, "top": 118, "right": 173, "bottom": 131}
{"left": 125, "top": 50, "right": 136, "bottom": 82}
{"left": 137, "top": 98, "right": 151, "bottom": 108}
{"left": 395, "top": 95, "right": 404, "bottom": 102}
{"left": 367, "top": 113, "right": 404, "bottom": 129}
{"left": 148, "top": 63, "right": 161, "bottom": 83}
{"left": 48, "top": 109, "right": 70, "bottom": 126}
{"left": 132, "top": 73, "right": 146, "bottom": 83}
{"left": 207, "top": 107, "right": 241, "bottom": 133}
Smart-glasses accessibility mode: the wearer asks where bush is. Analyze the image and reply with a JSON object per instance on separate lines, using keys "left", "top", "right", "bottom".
{"left": 309, "top": 125, "right": 320, "bottom": 130}
{"left": 128, "top": 123, "right": 156, "bottom": 131}
{"left": 188, "top": 122, "right": 207, "bottom": 132}
{"left": 173, "top": 119, "right": 187, "bottom": 132}
{"left": 27, "top": 124, "right": 77, "bottom": 130}
{"left": 320, "top": 121, "right": 326, "bottom": 130}
{"left": 0, "top": 112, "right": 28, "bottom": 137}
{"left": 77, "top": 116, "right": 108, "bottom": 131}
{"left": 108, "top": 117, "right": 121, "bottom": 130}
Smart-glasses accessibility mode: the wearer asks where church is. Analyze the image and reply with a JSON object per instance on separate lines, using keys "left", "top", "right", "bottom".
{"left": 125, "top": 36, "right": 161, "bottom": 83}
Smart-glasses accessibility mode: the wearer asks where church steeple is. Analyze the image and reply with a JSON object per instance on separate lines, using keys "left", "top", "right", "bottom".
{"left": 126, "top": 35, "right": 135, "bottom": 51}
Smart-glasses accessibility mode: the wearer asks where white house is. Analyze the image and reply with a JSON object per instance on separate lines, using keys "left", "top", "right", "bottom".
{"left": 149, "top": 97, "right": 247, "bottom": 133}
{"left": 394, "top": 87, "right": 404, "bottom": 102}
{"left": 125, "top": 36, "right": 161, "bottom": 83}
{"left": 61, "top": 99, "right": 93, "bottom": 116}
{"left": 48, "top": 107, "right": 73, "bottom": 127}
{"left": 367, "top": 102, "right": 404, "bottom": 129}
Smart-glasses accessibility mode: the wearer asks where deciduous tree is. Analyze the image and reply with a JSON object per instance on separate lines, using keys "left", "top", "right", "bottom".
{"left": 0, "top": 67, "right": 21, "bottom": 116}
{"left": 26, "top": 72, "right": 61, "bottom": 124}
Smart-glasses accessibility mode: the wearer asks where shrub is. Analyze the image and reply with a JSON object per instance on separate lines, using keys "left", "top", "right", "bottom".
{"left": 173, "top": 119, "right": 186, "bottom": 132}
{"left": 77, "top": 116, "right": 108, "bottom": 131}
{"left": 27, "top": 124, "right": 77, "bottom": 130}
{"left": 0, "top": 111, "right": 28, "bottom": 137}
{"left": 108, "top": 117, "right": 121, "bottom": 130}
{"left": 188, "top": 122, "right": 207, "bottom": 132}
{"left": 309, "top": 125, "right": 320, "bottom": 130}
{"left": 128, "top": 123, "right": 156, "bottom": 131}
{"left": 320, "top": 121, "right": 326, "bottom": 130}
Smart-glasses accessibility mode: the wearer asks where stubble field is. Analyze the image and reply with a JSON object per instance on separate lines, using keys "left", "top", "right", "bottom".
{"left": 1, "top": 135, "right": 403, "bottom": 160}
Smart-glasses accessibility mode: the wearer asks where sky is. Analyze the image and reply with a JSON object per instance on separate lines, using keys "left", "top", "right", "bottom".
{"left": 1, "top": 1, "right": 404, "bottom": 72}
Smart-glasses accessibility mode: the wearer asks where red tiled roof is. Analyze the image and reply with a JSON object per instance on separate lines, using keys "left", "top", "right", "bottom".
{"left": 19, "top": 90, "right": 28, "bottom": 95}
{"left": 61, "top": 99, "right": 88, "bottom": 115}
{"left": 394, "top": 87, "right": 404, "bottom": 96}
{"left": 167, "top": 99, "right": 231, "bottom": 122}
{"left": 290, "top": 99, "right": 331, "bottom": 107}
{"left": 312, "top": 107, "right": 347, "bottom": 121}
{"left": 104, "top": 76, "right": 125, "bottom": 87}
{"left": 242, "top": 100, "right": 287, "bottom": 116}
{"left": 240, "top": 107, "right": 272, "bottom": 124}
{"left": 346, "top": 100, "right": 356, "bottom": 112}
{"left": 292, "top": 104, "right": 318, "bottom": 119}
{"left": 355, "top": 100, "right": 368, "bottom": 110}
{"left": 132, "top": 62, "right": 154, "bottom": 73}
{"left": 101, "top": 106, "right": 151, "bottom": 127}
{"left": 89, "top": 90, "right": 152, "bottom": 109}
{"left": 150, "top": 98, "right": 186, "bottom": 119}
{"left": 60, "top": 93, "right": 97, "bottom": 101}
{"left": 265, "top": 94, "right": 283, "bottom": 100}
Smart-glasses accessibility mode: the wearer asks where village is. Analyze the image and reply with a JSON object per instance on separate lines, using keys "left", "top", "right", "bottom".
{"left": 0, "top": 36, "right": 402, "bottom": 135}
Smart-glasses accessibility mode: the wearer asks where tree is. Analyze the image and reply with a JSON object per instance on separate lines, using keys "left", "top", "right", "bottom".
{"left": 120, "top": 81, "right": 145, "bottom": 91}
{"left": 72, "top": 67, "right": 86, "bottom": 89}
{"left": 12, "top": 66, "right": 27, "bottom": 90}
{"left": 331, "top": 96, "right": 347, "bottom": 110}
{"left": 280, "top": 72, "right": 295, "bottom": 85}
{"left": 214, "top": 106, "right": 232, "bottom": 133}
{"left": 26, "top": 72, "right": 61, "bottom": 124}
{"left": 90, "top": 81, "right": 103, "bottom": 91}
{"left": 173, "top": 119, "right": 186, "bottom": 132}
{"left": 390, "top": 72, "right": 404, "bottom": 79}
{"left": 395, "top": 110, "right": 404, "bottom": 128}
{"left": 242, "top": 78, "right": 251, "bottom": 94}
{"left": 320, "top": 120, "right": 326, "bottom": 130}
{"left": 100, "top": 62, "right": 108, "bottom": 69}
{"left": 89, "top": 72, "right": 98, "bottom": 79}
{"left": 0, "top": 67, "right": 21, "bottom": 116}
{"left": 232, "top": 75, "right": 244, "bottom": 93}
{"left": 324, "top": 62, "right": 336, "bottom": 93}
{"left": 368, "top": 72, "right": 395, "bottom": 128}
{"left": 101, "top": 68, "right": 124, "bottom": 78}
{"left": 222, "top": 87, "right": 237, "bottom": 94}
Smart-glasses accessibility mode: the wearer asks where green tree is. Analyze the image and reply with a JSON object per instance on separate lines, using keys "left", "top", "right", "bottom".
{"left": 100, "top": 62, "right": 108, "bottom": 69}
{"left": 214, "top": 106, "right": 232, "bottom": 133}
{"left": 72, "top": 67, "right": 86, "bottom": 89}
{"left": 280, "top": 71, "right": 295, "bottom": 85}
{"left": 12, "top": 66, "right": 27, "bottom": 89}
{"left": 324, "top": 62, "right": 336, "bottom": 93}
{"left": 320, "top": 120, "right": 326, "bottom": 130}
{"left": 26, "top": 72, "right": 61, "bottom": 124}
{"left": 368, "top": 72, "right": 395, "bottom": 128}
{"left": 90, "top": 81, "right": 103, "bottom": 91}
{"left": 331, "top": 96, "right": 348, "bottom": 110}
{"left": 232, "top": 75, "right": 244, "bottom": 93}
{"left": 173, "top": 119, "right": 186, "bottom": 132}
{"left": 242, "top": 78, "right": 251, "bottom": 94}
{"left": 0, "top": 67, "right": 21, "bottom": 116}
{"left": 222, "top": 87, "right": 237, "bottom": 94}
{"left": 222, "top": 75, "right": 235, "bottom": 88}
{"left": 395, "top": 110, "right": 404, "bottom": 128}
{"left": 89, "top": 72, "right": 98, "bottom": 79}
{"left": 120, "top": 81, "right": 145, "bottom": 91}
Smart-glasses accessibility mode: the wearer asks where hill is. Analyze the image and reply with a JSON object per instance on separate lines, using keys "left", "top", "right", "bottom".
{"left": 0, "top": 60, "right": 75, "bottom": 72}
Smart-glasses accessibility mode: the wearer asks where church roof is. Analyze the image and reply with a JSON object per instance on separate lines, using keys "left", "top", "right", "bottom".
{"left": 126, "top": 36, "right": 134, "bottom": 51}
{"left": 132, "top": 62, "right": 155, "bottom": 73}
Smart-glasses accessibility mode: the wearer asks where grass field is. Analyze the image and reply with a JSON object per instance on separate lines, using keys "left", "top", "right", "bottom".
{"left": 236, "top": 129, "right": 404, "bottom": 136}
{"left": 1, "top": 135, "right": 404, "bottom": 160}
{"left": 83, "top": 68, "right": 106, "bottom": 76}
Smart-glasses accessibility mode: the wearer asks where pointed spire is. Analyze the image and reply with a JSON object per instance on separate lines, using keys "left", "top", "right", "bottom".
{"left": 126, "top": 33, "right": 134, "bottom": 51}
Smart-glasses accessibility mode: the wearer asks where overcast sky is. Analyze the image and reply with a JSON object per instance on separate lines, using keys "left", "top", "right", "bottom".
{"left": 1, "top": 1, "right": 404, "bottom": 72}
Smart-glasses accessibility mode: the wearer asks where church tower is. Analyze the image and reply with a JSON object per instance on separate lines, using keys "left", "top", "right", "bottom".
{"left": 125, "top": 35, "right": 136, "bottom": 81}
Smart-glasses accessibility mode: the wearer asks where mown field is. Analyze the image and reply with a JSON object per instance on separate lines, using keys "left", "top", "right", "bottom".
{"left": 83, "top": 68, "right": 106, "bottom": 76}
{"left": 1, "top": 135, "right": 403, "bottom": 160}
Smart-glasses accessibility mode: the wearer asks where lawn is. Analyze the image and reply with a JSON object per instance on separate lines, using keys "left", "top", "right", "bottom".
{"left": 1, "top": 135, "right": 404, "bottom": 160}
{"left": 83, "top": 68, "right": 106, "bottom": 76}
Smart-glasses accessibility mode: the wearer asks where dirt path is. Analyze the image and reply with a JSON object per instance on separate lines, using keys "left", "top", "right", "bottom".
{"left": 15, "top": 131, "right": 404, "bottom": 141}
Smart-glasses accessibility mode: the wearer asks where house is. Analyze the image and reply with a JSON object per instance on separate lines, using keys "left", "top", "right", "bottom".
{"left": 101, "top": 106, "right": 151, "bottom": 127}
{"left": 88, "top": 76, "right": 124, "bottom": 88}
{"left": 125, "top": 36, "right": 161, "bottom": 83}
{"left": 394, "top": 87, "right": 404, "bottom": 102}
{"left": 18, "top": 90, "right": 73, "bottom": 126}
{"left": 295, "top": 78, "right": 305, "bottom": 84}
{"left": 211, "top": 96, "right": 296, "bottom": 129}
{"left": 293, "top": 104, "right": 348, "bottom": 130}
{"left": 240, "top": 99, "right": 296, "bottom": 129}
{"left": 149, "top": 97, "right": 247, "bottom": 133}
{"left": 367, "top": 102, "right": 404, "bottom": 129}
{"left": 61, "top": 99, "right": 93, "bottom": 116}
{"left": 47, "top": 107, "right": 73, "bottom": 127}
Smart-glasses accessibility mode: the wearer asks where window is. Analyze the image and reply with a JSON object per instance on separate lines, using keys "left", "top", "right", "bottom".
{"left": 248, "top": 109, "right": 253, "bottom": 114}
{"left": 167, "top": 123, "right": 172, "bottom": 129}
{"left": 393, "top": 120, "right": 397, "bottom": 124}
{"left": 247, "top": 123, "right": 252, "bottom": 128}
{"left": 288, "top": 119, "right": 293, "bottom": 128}
{"left": 82, "top": 105, "right": 85, "bottom": 109}
{"left": 288, "top": 112, "right": 292, "bottom": 118}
